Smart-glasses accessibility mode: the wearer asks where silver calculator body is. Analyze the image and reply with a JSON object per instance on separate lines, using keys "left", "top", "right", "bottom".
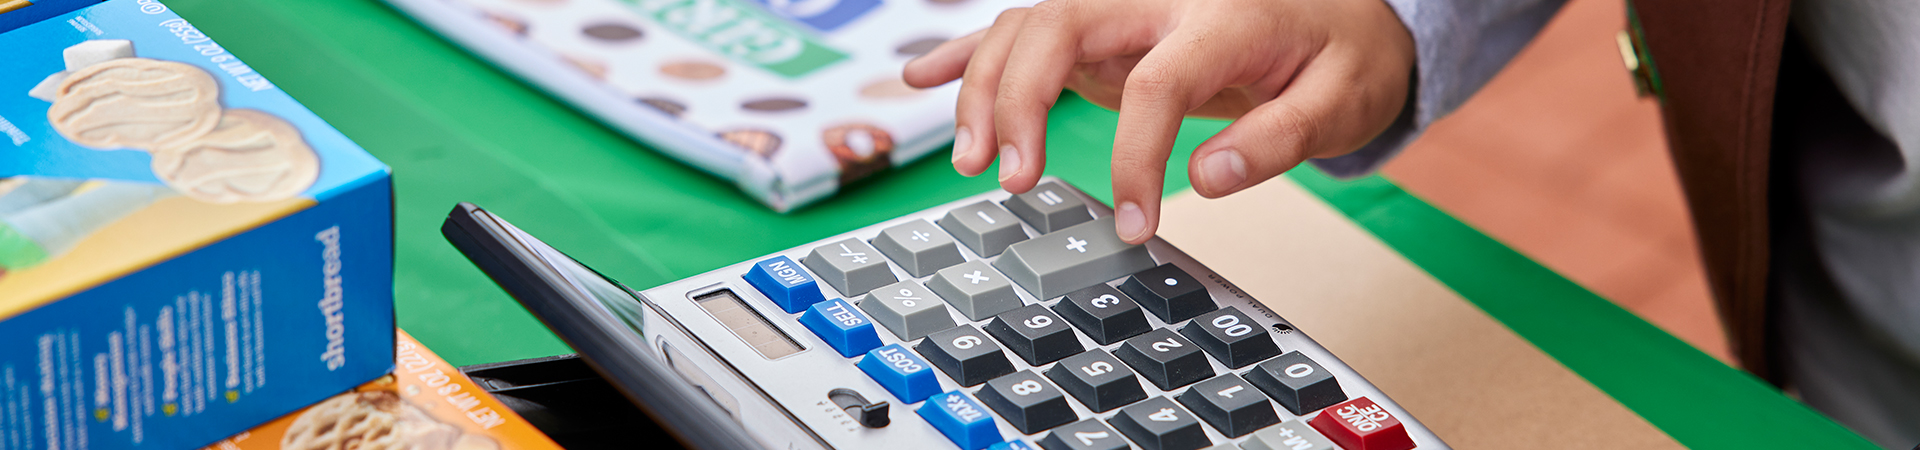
{"left": 443, "top": 177, "right": 1446, "bottom": 450}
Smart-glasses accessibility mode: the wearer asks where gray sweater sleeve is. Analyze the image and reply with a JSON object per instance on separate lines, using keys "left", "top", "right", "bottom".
{"left": 1309, "top": 0, "right": 1568, "bottom": 178}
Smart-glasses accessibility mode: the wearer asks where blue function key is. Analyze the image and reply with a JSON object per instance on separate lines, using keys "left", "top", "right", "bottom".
{"left": 858, "top": 344, "right": 941, "bottom": 404}
{"left": 745, "top": 255, "right": 826, "bottom": 313}
{"left": 919, "top": 391, "right": 1003, "bottom": 450}
{"left": 988, "top": 441, "right": 1039, "bottom": 450}
{"left": 799, "top": 298, "right": 882, "bottom": 357}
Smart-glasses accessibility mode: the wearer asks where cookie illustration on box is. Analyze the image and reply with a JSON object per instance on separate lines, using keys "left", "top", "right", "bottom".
{"left": 281, "top": 390, "right": 501, "bottom": 450}
{"left": 30, "top": 40, "right": 323, "bottom": 204}
{"left": 151, "top": 109, "right": 321, "bottom": 203}
{"left": 0, "top": 178, "right": 171, "bottom": 277}
{"left": 719, "top": 128, "right": 782, "bottom": 159}
{"left": 48, "top": 58, "right": 223, "bottom": 150}
{"left": 823, "top": 123, "right": 892, "bottom": 184}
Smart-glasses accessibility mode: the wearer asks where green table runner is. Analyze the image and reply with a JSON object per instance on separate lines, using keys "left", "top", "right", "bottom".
{"left": 161, "top": 0, "right": 1871, "bottom": 447}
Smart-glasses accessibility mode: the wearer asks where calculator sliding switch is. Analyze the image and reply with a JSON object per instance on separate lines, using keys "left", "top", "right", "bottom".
{"left": 857, "top": 344, "right": 942, "bottom": 404}
{"left": 1107, "top": 397, "right": 1210, "bottom": 450}
{"left": 1120, "top": 263, "right": 1217, "bottom": 324}
{"left": 806, "top": 238, "right": 898, "bottom": 296}
{"left": 827, "top": 388, "right": 891, "bottom": 428}
{"left": 873, "top": 219, "right": 967, "bottom": 277}
{"left": 995, "top": 216, "right": 1158, "bottom": 300}
{"left": 1115, "top": 329, "right": 1214, "bottom": 391}
{"left": 1309, "top": 398, "right": 1414, "bottom": 450}
{"left": 979, "top": 370, "right": 1078, "bottom": 434}
{"left": 918, "top": 325, "right": 1017, "bottom": 386}
{"left": 798, "top": 298, "right": 882, "bottom": 357}
{"left": 1055, "top": 284, "right": 1152, "bottom": 345}
{"left": 1004, "top": 181, "right": 1095, "bottom": 234}
{"left": 986, "top": 305, "right": 1085, "bottom": 366}
{"left": 1176, "top": 374, "right": 1279, "bottom": 438}
{"left": 1045, "top": 349, "right": 1147, "bottom": 413}
{"left": 940, "top": 201, "right": 1030, "bottom": 257}
{"left": 920, "top": 391, "right": 1004, "bottom": 450}
{"left": 1241, "top": 421, "right": 1336, "bottom": 450}
{"left": 744, "top": 255, "right": 826, "bottom": 313}
{"left": 1039, "top": 419, "right": 1128, "bottom": 450}
{"left": 928, "top": 260, "right": 1024, "bottom": 321}
{"left": 1245, "top": 352, "right": 1346, "bottom": 415}
{"left": 860, "top": 280, "right": 957, "bottom": 341}
{"left": 1179, "top": 307, "right": 1281, "bottom": 369}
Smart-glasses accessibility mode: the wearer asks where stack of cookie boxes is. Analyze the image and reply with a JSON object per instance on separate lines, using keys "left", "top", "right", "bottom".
{"left": 0, "top": 1, "right": 396, "bottom": 449}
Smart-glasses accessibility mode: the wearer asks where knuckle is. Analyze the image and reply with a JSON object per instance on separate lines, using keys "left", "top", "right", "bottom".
{"left": 993, "top": 8, "right": 1029, "bottom": 27}
{"left": 1265, "top": 102, "right": 1322, "bottom": 158}
{"left": 1025, "top": 0, "right": 1076, "bottom": 29}
{"left": 1123, "top": 64, "right": 1182, "bottom": 100}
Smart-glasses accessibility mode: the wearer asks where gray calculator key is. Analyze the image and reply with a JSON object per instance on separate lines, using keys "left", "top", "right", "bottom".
{"left": 994, "top": 216, "right": 1157, "bottom": 300}
{"left": 939, "top": 201, "right": 1030, "bottom": 257}
{"left": 917, "top": 324, "right": 1016, "bottom": 386}
{"left": 805, "top": 238, "right": 898, "bottom": 296}
{"left": 872, "top": 219, "right": 966, "bottom": 277}
{"left": 1108, "top": 397, "right": 1210, "bottom": 450}
{"left": 1176, "top": 373, "right": 1280, "bottom": 438}
{"left": 1004, "top": 181, "right": 1094, "bottom": 234}
{"left": 978, "top": 370, "right": 1078, "bottom": 434}
{"left": 927, "top": 260, "right": 1024, "bottom": 321}
{"left": 1045, "top": 349, "right": 1147, "bottom": 412}
{"left": 858, "top": 280, "right": 956, "bottom": 341}
{"left": 1039, "top": 419, "right": 1128, "bottom": 450}
{"left": 1239, "top": 421, "right": 1336, "bottom": 450}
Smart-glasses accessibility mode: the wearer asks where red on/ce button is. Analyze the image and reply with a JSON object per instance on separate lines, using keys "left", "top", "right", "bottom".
{"left": 1308, "top": 397, "right": 1414, "bottom": 450}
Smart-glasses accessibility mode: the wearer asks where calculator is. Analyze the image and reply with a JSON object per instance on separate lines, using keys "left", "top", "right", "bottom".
{"left": 442, "top": 177, "right": 1447, "bottom": 450}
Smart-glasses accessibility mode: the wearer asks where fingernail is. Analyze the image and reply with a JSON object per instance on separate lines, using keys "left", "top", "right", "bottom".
{"left": 1115, "top": 202, "right": 1147, "bottom": 241}
{"left": 1201, "top": 149, "right": 1248, "bottom": 194}
{"left": 952, "top": 126, "right": 973, "bottom": 164}
{"left": 997, "top": 144, "right": 1022, "bottom": 182}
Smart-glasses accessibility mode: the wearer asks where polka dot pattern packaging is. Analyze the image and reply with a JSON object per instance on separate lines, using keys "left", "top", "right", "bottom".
{"left": 386, "top": 0, "right": 1035, "bottom": 211}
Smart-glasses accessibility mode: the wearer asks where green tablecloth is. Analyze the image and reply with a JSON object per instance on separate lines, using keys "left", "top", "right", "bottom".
{"left": 161, "top": 0, "right": 1872, "bottom": 447}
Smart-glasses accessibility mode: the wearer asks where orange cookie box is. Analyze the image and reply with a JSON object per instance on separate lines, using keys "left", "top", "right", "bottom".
{"left": 203, "top": 331, "right": 563, "bottom": 450}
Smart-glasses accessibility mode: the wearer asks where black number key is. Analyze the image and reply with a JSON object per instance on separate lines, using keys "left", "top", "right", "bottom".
{"left": 1113, "top": 329, "right": 1213, "bottom": 391}
{"left": 916, "top": 325, "right": 1016, "bottom": 387}
{"left": 1177, "top": 307, "right": 1281, "bottom": 369}
{"left": 1038, "top": 419, "right": 1128, "bottom": 450}
{"left": 1174, "top": 373, "right": 1279, "bottom": 438}
{"left": 1053, "top": 284, "right": 1151, "bottom": 345}
{"left": 1106, "top": 397, "right": 1210, "bottom": 450}
{"left": 1244, "top": 351, "right": 1346, "bottom": 415}
{"left": 1044, "top": 349, "right": 1147, "bottom": 412}
{"left": 985, "top": 305, "right": 1085, "bottom": 366}
{"left": 1117, "top": 264, "right": 1216, "bottom": 324}
{"left": 977, "top": 370, "right": 1078, "bottom": 434}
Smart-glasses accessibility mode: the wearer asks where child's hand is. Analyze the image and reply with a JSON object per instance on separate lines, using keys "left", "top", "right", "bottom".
{"left": 904, "top": 0, "right": 1414, "bottom": 244}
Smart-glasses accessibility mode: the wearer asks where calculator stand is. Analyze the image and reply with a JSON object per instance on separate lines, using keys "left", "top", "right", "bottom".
{"left": 460, "top": 355, "right": 680, "bottom": 450}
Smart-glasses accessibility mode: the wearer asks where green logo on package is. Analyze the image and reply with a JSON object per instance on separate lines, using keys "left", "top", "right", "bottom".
{"left": 623, "top": 0, "right": 849, "bottom": 78}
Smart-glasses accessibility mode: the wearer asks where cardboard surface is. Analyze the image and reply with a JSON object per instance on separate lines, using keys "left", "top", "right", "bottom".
{"left": 1158, "top": 179, "right": 1680, "bottom": 449}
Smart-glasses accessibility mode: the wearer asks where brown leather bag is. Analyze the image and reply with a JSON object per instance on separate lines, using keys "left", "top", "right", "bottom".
{"left": 1627, "top": 0, "right": 1793, "bottom": 383}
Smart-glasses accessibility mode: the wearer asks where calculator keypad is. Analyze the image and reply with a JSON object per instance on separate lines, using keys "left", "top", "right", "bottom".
{"left": 979, "top": 370, "right": 1079, "bottom": 434}
{"left": 928, "top": 260, "right": 1024, "bottom": 321}
{"left": 1115, "top": 329, "right": 1214, "bottom": 391}
{"left": 805, "top": 238, "right": 898, "bottom": 296}
{"left": 859, "top": 280, "right": 957, "bottom": 341}
{"left": 919, "top": 325, "right": 1017, "bottom": 387}
{"left": 985, "top": 305, "right": 1085, "bottom": 366}
{"left": 687, "top": 181, "right": 1431, "bottom": 450}
{"left": 1054, "top": 284, "right": 1152, "bottom": 346}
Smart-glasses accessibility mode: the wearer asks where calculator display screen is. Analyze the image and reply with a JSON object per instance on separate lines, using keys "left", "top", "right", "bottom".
{"left": 694, "top": 290, "right": 803, "bottom": 359}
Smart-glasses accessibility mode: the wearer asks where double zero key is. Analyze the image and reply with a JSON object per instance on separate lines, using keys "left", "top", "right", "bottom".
{"left": 1178, "top": 307, "right": 1281, "bottom": 369}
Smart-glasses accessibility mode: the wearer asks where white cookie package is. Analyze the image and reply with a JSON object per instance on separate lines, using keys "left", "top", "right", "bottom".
{"left": 385, "top": 0, "right": 1033, "bottom": 211}
{"left": 0, "top": 1, "right": 395, "bottom": 449}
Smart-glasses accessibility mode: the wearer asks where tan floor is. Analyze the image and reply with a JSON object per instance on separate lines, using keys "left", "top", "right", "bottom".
{"left": 1378, "top": 0, "right": 1731, "bottom": 360}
